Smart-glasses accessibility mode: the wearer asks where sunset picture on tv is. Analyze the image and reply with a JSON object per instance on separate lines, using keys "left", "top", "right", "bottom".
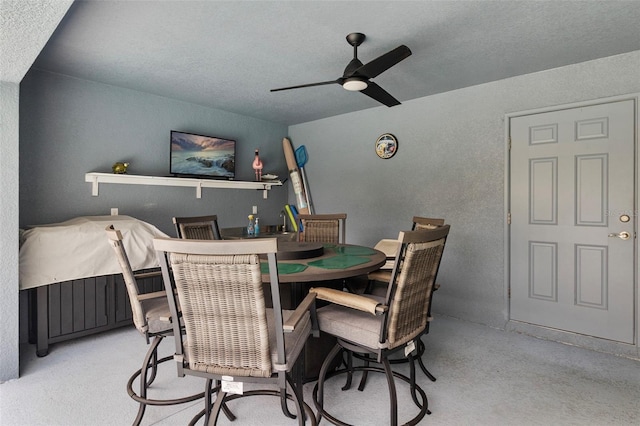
{"left": 170, "top": 131, "right": 235, "bottom": 179}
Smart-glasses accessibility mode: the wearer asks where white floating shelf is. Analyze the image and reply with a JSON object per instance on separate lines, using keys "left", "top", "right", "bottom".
{"left": 85, "top": 172, "right": 282, "bottom": 199}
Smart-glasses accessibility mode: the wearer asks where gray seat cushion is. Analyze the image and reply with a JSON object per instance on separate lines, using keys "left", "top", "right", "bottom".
{"left": 317, "top": 302, "right": 387, "bottom": 350}
{"left": 143, "top": 297, "right": 173, "bottom": 334}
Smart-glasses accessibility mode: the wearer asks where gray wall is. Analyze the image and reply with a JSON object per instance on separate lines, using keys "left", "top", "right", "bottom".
{"left": 0, "top": 82, "right": 20, "bottom": 381}
{"left": 290, "top": 50, "right": 640, "bottom": 329}
{"left": 0, "top": 0, "right": 73, "bottom": 382}
{"left": 19, "top": 69, "right": 290, "bottom": 235}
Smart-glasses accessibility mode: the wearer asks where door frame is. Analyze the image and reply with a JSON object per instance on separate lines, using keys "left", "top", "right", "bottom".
{"left": 504, "top": 93, "right": 640, "bottom": 358}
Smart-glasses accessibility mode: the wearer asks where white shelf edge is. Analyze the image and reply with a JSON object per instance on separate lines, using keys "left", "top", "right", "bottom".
{"left": 85, "top": 172, "right": 282, "bottom": 199}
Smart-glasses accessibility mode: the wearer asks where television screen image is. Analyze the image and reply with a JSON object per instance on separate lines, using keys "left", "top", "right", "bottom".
{"left": 170, "top": 131, "right": 235, "bottom": 179}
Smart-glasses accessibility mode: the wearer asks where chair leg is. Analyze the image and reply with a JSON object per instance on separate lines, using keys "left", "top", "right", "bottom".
{"left": 280, "top": 384, "right": 295, "bottom": 419}
{"left": 208, "top": 387, "right": 227, "bottom": 426}
{"left": 214, "top": 379, "right": 237, "bottom": 422}
{"left": 130, "top": 335, "right": 234, "bottom": 426}
{"left": 341, "top": 349, "right": 354, "bottom": 391}
{"left": 204, "top": 378, "right": 213, "bottom": 425}
{"left": 221, "top": 398, "right": 237, "bottom": 421}
{"left": 146, "top": 343, "right": 159, "bottom": 387}
{"left": 417, "top": 340, "right": 437, "bottom": 382}
{"left": 408, "top": 354, "right": 423, "bottom": 408}
{"left": 313, "top": 345, "right": 430, "bottom": 425}
{"left": 419, "top": 359, "right": 437, "bottom": 382}
{"left": 187, "top": 380, "right": 235, "bottom": 426}
{"left": 201, "top": 379, "right": 237, "bottom": 425}
{"left": 285, "top": 374, "right": 309, "bottom": 426}
{"left": 313, "top": 343, "right": 342, "bottom": 425}
{"left": 381, "top": 357, "right": 398, "bottom": 426}
{"left": 132, "top": 396, "right": 146, "bottom": 426}
{"left": 357, "top": 359, "right": 369, "bottom": 391}
{"left": 132, "top": 335, "right": 163, "bottom": 425}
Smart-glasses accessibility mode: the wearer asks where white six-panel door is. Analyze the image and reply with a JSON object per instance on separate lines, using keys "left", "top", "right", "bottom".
{"left": 510, "top": 99, "right": 635, "bottom": 344}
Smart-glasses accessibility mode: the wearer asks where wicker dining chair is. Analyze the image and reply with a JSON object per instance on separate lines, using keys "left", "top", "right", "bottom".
{"left": 153, "top": 237, "right": 318, "bottom": 425}
{"left": 297, "top": 213, "right": 346, "bottom": 244}
{"left": 310, "top": 225, "right": 450, "bottom": 426}
{"left": 367, "top": 217, "right": 445, "bottom": 291}
{"left": 365, "top": 217, "right": 446, "bottom": 384}
{"left": 105, "top": 225, "right": 204, "bottom": 426}
{"left": 172, "top": 214, "right": 222, "bottom": 240}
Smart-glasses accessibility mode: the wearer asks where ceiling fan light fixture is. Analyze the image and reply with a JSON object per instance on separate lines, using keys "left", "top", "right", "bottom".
{"left": 343, "top": 78, "right": 368, "bottom": 91}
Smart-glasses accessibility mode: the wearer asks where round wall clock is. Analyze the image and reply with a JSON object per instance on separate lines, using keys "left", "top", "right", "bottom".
{"left": 375, "top": 133, "right": 398, "bottom": 159}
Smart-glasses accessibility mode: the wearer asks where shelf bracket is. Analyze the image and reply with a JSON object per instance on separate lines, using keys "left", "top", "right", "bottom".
{"left": 91, "top": 176, "right": 99, "bottom": 196}
{"left": 262, "top": 183, "right": 273, "bottom": 199}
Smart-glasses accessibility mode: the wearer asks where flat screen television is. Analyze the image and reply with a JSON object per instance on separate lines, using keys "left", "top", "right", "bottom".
{"left": 170, "top": 130, "right": 236, "bottom": 179}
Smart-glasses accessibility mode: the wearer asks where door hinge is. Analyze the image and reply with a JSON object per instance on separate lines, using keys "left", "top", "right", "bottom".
{"left": 508, "top": 287, "right": 511, "bottom": 298}
{"left": 507, "top": 212, "right": 511, "bottom": 225}
{"left": 508, "top": 137, "right": 512, "bottom": 151}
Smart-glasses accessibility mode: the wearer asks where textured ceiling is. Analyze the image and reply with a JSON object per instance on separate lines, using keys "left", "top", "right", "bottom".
{"left": 23, "top": 1, "right": 640, "bottom": 125}
{"left": 0, "top": 0, "right": 72, "bottom": 82}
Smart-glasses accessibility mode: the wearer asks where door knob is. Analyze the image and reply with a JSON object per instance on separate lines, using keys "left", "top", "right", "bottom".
{"left": 608, "top": 231, "right": 631, "bottom": 240}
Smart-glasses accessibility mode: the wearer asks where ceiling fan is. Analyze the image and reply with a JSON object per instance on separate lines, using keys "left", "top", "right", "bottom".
{"left": 270, "top": 33, "right": 412, "bottom": 107}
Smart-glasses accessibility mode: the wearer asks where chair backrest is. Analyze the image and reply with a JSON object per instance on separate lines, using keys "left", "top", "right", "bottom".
{"left": 154, "top": 237, "right": 284, "bottom": 378}
{"left": 384, "top": 225, "right": 450, "bottom": 349}
{"left": 172, "top": 215, "right": 221, "bottom": 240}
{"left": 105, "top": 225, "right": 147, "bottom": 334}
{"left": 411, "top": 216, "right": 445, "bottom": 231}
{"left": 297, "top": 213, "right": 346, "bottom": 244}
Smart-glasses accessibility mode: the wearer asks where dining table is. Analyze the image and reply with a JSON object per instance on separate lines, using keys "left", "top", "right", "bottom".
{"left": 259, "top": 241, "right": 385, "bottom": 281}
{"left": 256, "top": 240, "right": 387, "bottom": 384}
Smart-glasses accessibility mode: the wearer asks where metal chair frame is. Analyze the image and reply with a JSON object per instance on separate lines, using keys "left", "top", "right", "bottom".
{"left": 365, "top": 216, "right": 446, "bottom": 383}
{"left": 311, "top": 226, "right": 450, "bottom": 426}
{"left": 154, "top": 237, "right": 318, "bottom": 425}
{"left": 105, "top": 225, "right": 204, "bottom": 426}
{"left": 172, "top": 214, "right": 222, "bottom": 240}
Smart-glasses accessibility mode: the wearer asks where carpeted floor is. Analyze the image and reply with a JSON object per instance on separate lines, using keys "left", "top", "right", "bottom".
{"left": 1, "top": 315, "right": 638, "bottom": 425}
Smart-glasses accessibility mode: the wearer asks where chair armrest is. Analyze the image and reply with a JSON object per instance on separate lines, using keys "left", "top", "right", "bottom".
{"left": 133, "top": 270, "right": 162, "bottom": 280}
{"left": 137, "top": 290, "right": 166, "bottom": 301}
{"left": 283, "top": 292, "right": 316, "bottom": 332}
{"left": 310, "top": 287, "right": 386, "bottom": 315}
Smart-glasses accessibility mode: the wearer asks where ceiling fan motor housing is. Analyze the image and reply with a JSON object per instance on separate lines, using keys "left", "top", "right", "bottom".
{"left": 346, "top": 32, "right": 366, "bottom": 47}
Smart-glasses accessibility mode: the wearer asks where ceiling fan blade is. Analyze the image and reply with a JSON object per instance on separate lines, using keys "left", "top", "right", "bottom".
{"left": 270, "top": 80, "right": 340, "bottom": 92}
{"left": 354, "top": 45, "right": 412, "bottom": 79}
{"left": 361, "top": 82, "right": 401, "bottom": 107}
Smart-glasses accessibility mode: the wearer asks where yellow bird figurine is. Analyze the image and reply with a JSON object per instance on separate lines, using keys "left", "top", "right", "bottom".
{"left": 112, "top": 162, "right": 129, "bottom": 174}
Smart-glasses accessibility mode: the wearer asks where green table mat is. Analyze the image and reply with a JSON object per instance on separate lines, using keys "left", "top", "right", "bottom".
{"left": 335, "top": 246, "right": 377, "bottom": 256}
{"left": 308, "top": 255, "right": 370, "bottom": 270}
{"left": 260, "top": 262, "right": 307, "bottom": 275}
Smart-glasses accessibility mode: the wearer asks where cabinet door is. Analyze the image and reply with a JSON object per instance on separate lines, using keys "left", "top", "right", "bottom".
{"left": 113, "top": 274, "right": 133, "bottom": 324}
{"left": 48, "top": 276, "right": 109, "bottom": 338}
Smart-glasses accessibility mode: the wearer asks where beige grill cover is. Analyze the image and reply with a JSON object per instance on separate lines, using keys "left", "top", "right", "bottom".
{"left": 19, "top": 215, "right": 168, "bottom": 289}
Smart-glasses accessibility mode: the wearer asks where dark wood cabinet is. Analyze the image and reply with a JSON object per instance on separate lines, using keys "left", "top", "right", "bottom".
{"left": 28, "top": 270, "right": 163, "bottom": 356}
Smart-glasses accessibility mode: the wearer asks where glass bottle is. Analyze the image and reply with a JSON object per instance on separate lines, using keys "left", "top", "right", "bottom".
{"left": 254, "top": 217, "right": 260, "bottom": 236}
{"left": 247, "top": 214, "right": 255, "bottom": 237}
